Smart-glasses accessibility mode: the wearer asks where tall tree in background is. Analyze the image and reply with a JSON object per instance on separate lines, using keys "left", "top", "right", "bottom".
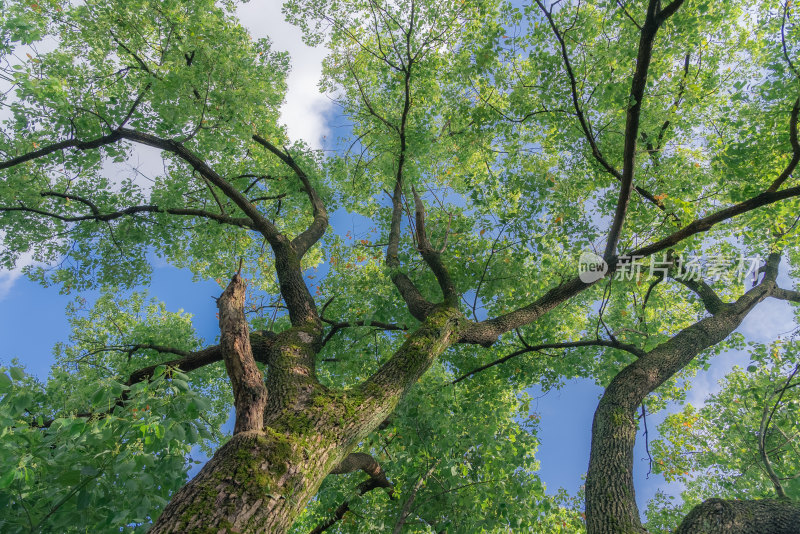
{"left": 1, "top": 0, "right": 800, "bottom": 532}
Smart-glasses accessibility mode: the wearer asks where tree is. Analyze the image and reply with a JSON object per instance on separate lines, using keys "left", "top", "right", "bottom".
{"left": 1, "top": 0, "right": 800, "bottom": 532}
{"left": 646, "top": 344, "right": 800, "bottom": 532}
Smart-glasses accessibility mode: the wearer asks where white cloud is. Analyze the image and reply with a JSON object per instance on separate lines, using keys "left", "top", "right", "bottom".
{"left": 237, "top": 1, "right": 332, "bottom": 150}
{"left": 0, "top": 250, "right": 35, "bottom": 301}
{"left": 685, "top": 348, "right": 750, "bottom": 407}
{"left": 0, "top": 269, "right": 22, "bottom": 300}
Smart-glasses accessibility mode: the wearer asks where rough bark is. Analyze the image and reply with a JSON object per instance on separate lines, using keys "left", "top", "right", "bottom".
{"left": 584, "top": 255, "right": 779, "bottom": 534}
{"left": 125, "top": 331, "right": 278, "bottom": 385}
{"left": 329, "top": 452, "right": 391, "bottom": 487}
{"left": 675, "top": 498, "right": 800, "bottom": 534}
{"left": 218, "top": 273, "right": 268, "bottom": 434}
{"left": 149, "top": 427, "right": 343, "bottom": 533}
{"left": 149, "top": 304, "right": 462, "bottom": 533}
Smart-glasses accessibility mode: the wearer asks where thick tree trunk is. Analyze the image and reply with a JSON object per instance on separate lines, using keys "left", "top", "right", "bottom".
{"left": 586, "top": 394, "right": 648, "bottom": 534}
{"left": 149, "top": 370, "right": 383, "bottom": 533}
{"left": 149, "top": 428, "right": 341, "bottom": 533}
{"left": 675, "top": 498, "right": 800, "bottom": 534}
{"left": 585, "top": 262, "right": 777, "bottom": 534}
{"left": 150, "top": 304, "right": 463, "bottom": 533}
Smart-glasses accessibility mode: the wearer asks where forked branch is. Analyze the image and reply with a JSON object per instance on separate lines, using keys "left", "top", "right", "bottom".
{"left": 310, "top": 453, "right": 395, "bottom": 534}
{"left": 412, "top": 186, "right": 457, "bottom": 305}
{"left": 0, "top": 128, "right": 281, "bottom": 242}
{"left": 459, "top": 184, "right": 800, "bottom": 346}
{"left": 604, "top": 0, "right": 679, "bottom": 260}
{"left": 251, "top": 134, "right": 329, "bottom": 256}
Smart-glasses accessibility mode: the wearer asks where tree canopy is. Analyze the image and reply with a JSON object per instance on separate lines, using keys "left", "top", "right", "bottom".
{"left": 1, "top": 0, "right": 800, "bottom": 532}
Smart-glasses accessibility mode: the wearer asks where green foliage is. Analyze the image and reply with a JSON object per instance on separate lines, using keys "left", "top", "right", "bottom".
{"left": 0, "top": 364, "right": 214, "bottom": 533}
{"left": 292, "top": 363, "right": 586, "bottom": 533}
{"left": 0, "top": 0, "right": 318, "bottom": 292}
{"left": 2, "top": 0, "right": 800, "bottom": 530}
{"left": 0, "top": 291, "right": 229, "bottom": 532}
{"left": 646, "top": 342, "right": 800, "bottom": 532}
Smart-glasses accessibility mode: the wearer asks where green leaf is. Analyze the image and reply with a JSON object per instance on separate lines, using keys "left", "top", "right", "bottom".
{"left": 80, "top": 466, "right": 99, "bottom": 477}
{"left": 91, "top": 388, "right": 106, "bottom": 405}
{"left": 171, "top": 378, "right": 190, "bottom": 393}
{"left": 0, "top": 469, "right": 16, "bottom": 489}
{"left": 76, "top": 487, "right": 90, "bottom": 510}
{"left": 8, "top": 367, "right": 24, "bottom": 381}
{"left": 0, "top": 373, "right": 11, "bottom": 392}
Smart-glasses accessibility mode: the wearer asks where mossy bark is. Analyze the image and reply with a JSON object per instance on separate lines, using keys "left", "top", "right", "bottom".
{"left": 150, "top": 305, "right": 463, "bottom": 533}
{"left": 149, "top": 428, "right": 337, "bottom": 533}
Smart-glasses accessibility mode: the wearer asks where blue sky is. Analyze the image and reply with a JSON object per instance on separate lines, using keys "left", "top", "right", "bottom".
{"left": 2, "top": 0, "right": 799, "bottom": 521}
{"left": 3, "top": 258, "right": 794, "bottom": 514}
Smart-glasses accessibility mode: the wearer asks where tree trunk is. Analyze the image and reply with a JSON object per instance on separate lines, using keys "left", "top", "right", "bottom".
{"left": 150, "top": 304, "right": 463, "bottom": 533}
{"left": 676, "top": 498, "right": 800, "bottom": 534}
{"left": 585, "top": 262, "right": 777, "bottom": 534}
{"left": 149, "top": 428, "right": 341, "bottom": 533}
{"left": 586, "top": 393, "right": 648, "bottom": 534}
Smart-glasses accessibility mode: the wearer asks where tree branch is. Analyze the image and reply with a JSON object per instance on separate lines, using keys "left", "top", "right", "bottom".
{"left": 373, "top": 46, "right": 436, "bottom": 320}
{"left": 773, "top": 287, "right": 800, "bottom": 302}
{"left": 460, "top": 186, "right": 800, "bottom": 346}
{"left": 392, "top": 461, "right": 438, "bottom": 534}
{"left": 676, "top": 498, "right": 800, "bottom": 534}
{"left": 1, "top": 127, "right": 326, "bottom": 325}
{"left": 330, "top": 452, "right": 392, "bottom": 485}
{"left": 114, "top": 128, "right": 280, "bottom": 241}
{"left": 672, "top": 275, "right": 726, "bottom": 315}
{"left": 584, "top": 252, "right": 781, "bottom": 532}
{"left": 604, "top": 0, "right": 668, "bottom": 260}
{"left": 767, "top": 97, "right": 800, "bottom": 193}
{"left": 452, "top": 338, "right": 646, "bottom": 385}
{"left": 126, "top": 331, "right": 277, "bottom": 385}
{"left": 0, "top": 131, "right": 123, "bottom": 169}
{"left": 251, "top": 134, "right": 329, "bottom": 256}
{"left": 31, "top": 331, "right": 277, "bottom": 429}
{"left": 759, "top": 364, "right": 800, "bottom": 499}
{"left": 412, "top": 186, "right": 457, "bottom": 305}
{"left": 360, "top": 305, "right": 461, "bottom": 411}
{"left": 0, "top": 128, "right": 280, "bottom": 239}
{"left": 535, "top": 0, "right": 622, "bottom": 180}
{"left": 628, "top": 185, "right": 800, "bottom": 260}
{"left": 1, "top": 199, "right": 255, "bottom": 228}
{"left": 310, "top": 453, "right": 395, "bottom": 534}
{"left": 656, "top": 0, "right": 687, "bottom": 23}
{"left": 217, "top": 273, "right": 268, "bottom": 434}
{"left": 320, "top": 317, "right": 407, "bottom": 348}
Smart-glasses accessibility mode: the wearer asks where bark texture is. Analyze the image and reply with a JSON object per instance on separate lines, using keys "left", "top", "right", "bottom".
{"left": 218, "top": 274, "right": 269, "bottom": 434}
{"left": 149, "top": 302, "right": 462, "bottom": 533}
{"left": 149, "top": 430, "right": 325, "bottom": 533}
{"left": 585, "top": 255, "right": 780, "bottom": 534}
{"left": 675, "top": 498, "right": 800, "bottom": 534}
